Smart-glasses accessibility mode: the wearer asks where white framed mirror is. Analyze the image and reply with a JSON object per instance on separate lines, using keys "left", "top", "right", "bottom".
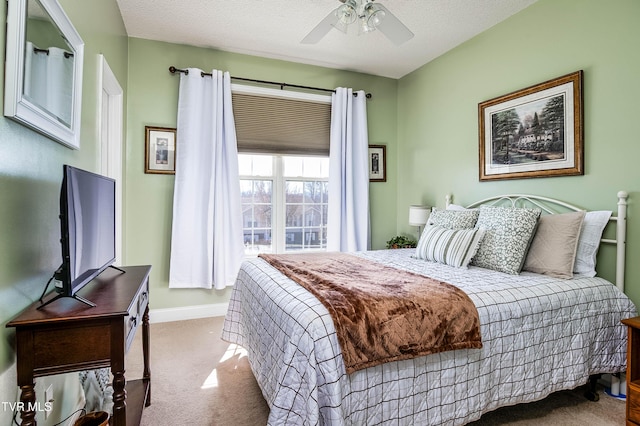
{"left": 4, "top": 0, "right": 84, "bottom": 149}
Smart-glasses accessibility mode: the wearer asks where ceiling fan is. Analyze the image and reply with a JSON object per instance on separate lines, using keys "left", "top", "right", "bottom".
{"left": 302, "top": 0, "right": 414, "bottom": 46}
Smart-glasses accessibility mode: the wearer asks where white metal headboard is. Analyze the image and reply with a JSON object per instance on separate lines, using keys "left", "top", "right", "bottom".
{"left": 445, "top": 191, "right": 629, "bottom": 292}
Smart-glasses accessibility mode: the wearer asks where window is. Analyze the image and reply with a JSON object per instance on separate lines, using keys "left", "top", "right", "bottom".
{"left": 239, "top": 154, "right": 329, "bottom": 255}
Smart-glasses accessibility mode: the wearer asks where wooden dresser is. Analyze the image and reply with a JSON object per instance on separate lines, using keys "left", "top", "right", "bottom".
{"left": 6, "top": 265, "right": 152, "bottom": 426}
{"left": 623, "top": 316, "right": 640, "bottom": 425}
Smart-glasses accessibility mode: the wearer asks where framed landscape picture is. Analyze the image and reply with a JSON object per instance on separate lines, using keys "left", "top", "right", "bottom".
{"left": 478, "top": 70, "right": 583, "bottom": 181}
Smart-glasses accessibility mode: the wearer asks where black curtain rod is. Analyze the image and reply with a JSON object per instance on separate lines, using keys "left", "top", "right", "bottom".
{"left": 33, "top": 46, "right": 73, "bottom": 58}
{"left": 168, "top": 66, "right": 372, "bottom": 99}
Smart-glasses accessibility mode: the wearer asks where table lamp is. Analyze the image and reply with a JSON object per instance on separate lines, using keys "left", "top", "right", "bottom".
{"left": 409, "top": 205, "right": 430, "bottom": 237}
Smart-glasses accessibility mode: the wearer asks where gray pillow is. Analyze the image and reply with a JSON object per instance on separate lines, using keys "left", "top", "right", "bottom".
{"left": 427, "top": 207, "right": 479, "bottom": 230}
{"left": 523, "top": 211, "right": 585, "bottom": 279}
{"left": 472, "top": 206, "right": 541, "bottom": 275}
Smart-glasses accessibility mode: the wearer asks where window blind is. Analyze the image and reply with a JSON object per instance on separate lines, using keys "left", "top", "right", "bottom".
{"left": 232, "top": 93, "right": 331, "bottom": 156}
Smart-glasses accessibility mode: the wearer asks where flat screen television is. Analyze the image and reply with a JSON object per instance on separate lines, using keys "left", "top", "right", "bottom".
{"left": 39, "top": 165, "right": 118, "bottom": 308}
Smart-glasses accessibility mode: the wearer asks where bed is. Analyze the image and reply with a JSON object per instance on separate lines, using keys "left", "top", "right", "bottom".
{"left": 221, "top": 192, "right": 637, "bottom": 425}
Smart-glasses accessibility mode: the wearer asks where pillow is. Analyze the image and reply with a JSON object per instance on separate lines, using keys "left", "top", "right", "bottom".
{"left": 415, "top": 225, "right": 486, "bottom": 268}
{"left": 522, "top": 211, "right": 586, "bottom": 279}
{"left": 471, "top": 206, "right": 541, "bottom": 275}
{"left": 427, "top": 207, "right": 479, "bottom": 230}
{"left": 573, "top": 210, "right": 612, "bottom": 277}
{"left": 446, "top": 204, "right": 472, "bottom": 211}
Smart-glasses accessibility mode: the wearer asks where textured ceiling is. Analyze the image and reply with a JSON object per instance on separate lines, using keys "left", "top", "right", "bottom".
{"left": 115, "top": 0, "right": 538, "bottom": 79}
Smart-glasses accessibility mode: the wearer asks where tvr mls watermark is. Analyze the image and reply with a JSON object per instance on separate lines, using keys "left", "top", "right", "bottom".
{"left": 2, "top": 401, "right": 53, "bottom": 413}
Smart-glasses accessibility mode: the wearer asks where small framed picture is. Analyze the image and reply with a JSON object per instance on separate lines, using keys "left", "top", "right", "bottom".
{"left": 145, "top": 126, "right": 176, "bottom": 174}
{"left": 368, "top": 145, "right": 386, "bottom": 182}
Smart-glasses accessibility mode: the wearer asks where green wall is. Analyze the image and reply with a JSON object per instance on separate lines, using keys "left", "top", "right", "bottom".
{"left": 397, "top": 0, "right": 640, "bottom": 305}
{"left": 0, "top": 1, "right": 128, "bottom": 423}
{"left": 3, "top": 0, "right": 638, "bottom": 419}
{"left": 124, "top": 38, "right": 398, "bottom": 309}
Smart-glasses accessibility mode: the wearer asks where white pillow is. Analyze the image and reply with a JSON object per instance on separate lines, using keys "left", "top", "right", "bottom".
{"left": 415, "top": 225, "right": 486, "bottom": 268}
{"left": 573, "top": 210, "right": 612, "bottom": 277}
{"left": 446, "top": 204, "right": 470, "bottom": 211}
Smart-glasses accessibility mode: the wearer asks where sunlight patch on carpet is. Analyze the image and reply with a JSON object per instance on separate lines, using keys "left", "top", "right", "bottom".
{"left": 201, "top": 344, "right": 248, "bottom": 389}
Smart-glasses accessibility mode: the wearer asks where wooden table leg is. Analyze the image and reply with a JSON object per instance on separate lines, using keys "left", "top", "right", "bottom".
{"left": 111, "top": 321, "right": 127, "bottom": 425}
{"left": 142, "top": 304, "right": 151, "bottom": 407}
{"left": 18, "top": 384, "right": 36, "bottom": 426}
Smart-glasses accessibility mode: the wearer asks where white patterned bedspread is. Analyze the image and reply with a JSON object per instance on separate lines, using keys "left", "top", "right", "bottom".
{"left": 221, "top": 249, "right": 637, "bottom": 425}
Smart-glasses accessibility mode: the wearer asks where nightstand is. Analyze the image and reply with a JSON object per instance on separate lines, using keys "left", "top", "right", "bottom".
{"left": 622, "top": 316, "right": 640, "bottom": 425}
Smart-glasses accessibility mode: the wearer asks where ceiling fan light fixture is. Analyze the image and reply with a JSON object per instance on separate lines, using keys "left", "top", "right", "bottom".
{"left": 359, "top": 17, "right": 376, "bottom": 34}
{"left": 335, "top": 0, "right": 358, "bottom": 25}
{"left": 302, "top": 0, "right": 413, "bottom": 45}
{"left": 365, "top": 5, "right": 385, "bottom": 28}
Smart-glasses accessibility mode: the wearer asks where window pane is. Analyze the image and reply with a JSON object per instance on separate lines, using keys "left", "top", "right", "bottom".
{"left": 285, "top": 227, "right": 302, "bottom": 251}
{"left": 242, "top": 204, "right": 271, "bottom": 228}
{"left": 238, "top": 155, "right": 253, "bottom": 175}
{"left": 283, "top": 157, "right": 303, "bottom": 177}
{"left": 253, "top": 180, "right": 272, "bottom": 203}
{"left": 286, "top": 205, "right": 303, "bottom": 227}
{"left": 303, "top": 206, "right": 322, "bottom": 227}
{"left": 304, "top": 181, "right": 325, "bottom": 203}
{"left": 244, "top": 229, "right": 272, "bottom": 255}
{"left": 238, "top": 154, "right": 273, "bottom": 176}
{"left": 252, "top": 155, "right": 272, "bottom": 176}
{"left": 304, "top": 228, "right": 324, "bottom": 249}
{"left": 240, "top": 180, "right": 272, "bottom": 203}
{"left": 254, "top": 204, "right": 271, "bottom": 227}
{"left": 240, "top": 180, "right": 253, "bottom": 203}
{"left": 285, "top": 177, "right": 328, "bottom": 252}
{"left": 285, "top": 227, "right": 326, "bottom": 250}
{"left": 285, "top": 181, "right": 303, "bottom": 203}
{"left": 242, "top": 205, "right": 253, "bottom": 228}
{"left": 241, "top": 177, "right": 273, "bottom": 255}
{"left": 284, "top": 156, "right": 329, "bottom": 178}
{"left": 301, "top": 158, "right": 321, "bottom": 177}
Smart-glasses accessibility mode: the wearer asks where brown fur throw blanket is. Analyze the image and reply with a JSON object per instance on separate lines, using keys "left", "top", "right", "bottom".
{"left": 259, "top": 253, "right": 482, "bottom": 373}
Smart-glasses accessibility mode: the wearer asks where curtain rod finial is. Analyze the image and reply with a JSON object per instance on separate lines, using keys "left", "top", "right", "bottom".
{"left": 169, "top": 66, "right": 188, "bottom": 75}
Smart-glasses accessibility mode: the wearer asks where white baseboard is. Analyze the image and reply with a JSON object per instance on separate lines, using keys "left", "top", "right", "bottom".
{"left": 149, "top": 303, "right": 228, "bottom": 323}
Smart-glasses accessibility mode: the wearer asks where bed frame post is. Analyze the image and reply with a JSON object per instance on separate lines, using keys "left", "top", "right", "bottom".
{"left": 616, "top": 191, "right": 628, "bottom": 293}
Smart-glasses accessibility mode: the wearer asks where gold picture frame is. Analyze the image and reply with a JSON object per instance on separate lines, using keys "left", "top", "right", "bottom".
{"left": 478, "top": 70, "right": 583, "bottom": 181}
{"left": 144, "top": 126, "right": 176, "bottom": 174}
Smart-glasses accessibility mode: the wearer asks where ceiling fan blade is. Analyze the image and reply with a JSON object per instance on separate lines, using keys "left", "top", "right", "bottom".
{"left": 375, "top": 3, "right": 414, "bottom": 45}
{"left": 302, "top": 9, "right": 340, "bottom": 44}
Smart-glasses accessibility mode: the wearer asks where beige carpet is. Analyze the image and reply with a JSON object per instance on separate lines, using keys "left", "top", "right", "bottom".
{"left": 126, "top": 317, "right": 625, "bottom": 425}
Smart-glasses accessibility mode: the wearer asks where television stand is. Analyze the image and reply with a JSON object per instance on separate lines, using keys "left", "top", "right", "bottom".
{"left": 7, "top": 265, "right": 152, "bottom": 426}
{"left": 37, "top": 265, "right": 128, "bottom": 310}
{"left": 37, "top": 292, "right": 96, "bottom": 309}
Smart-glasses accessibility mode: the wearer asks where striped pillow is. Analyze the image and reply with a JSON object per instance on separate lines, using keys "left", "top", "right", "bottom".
{"left": 415, "top": 225, "right": 486, "bottom": 268}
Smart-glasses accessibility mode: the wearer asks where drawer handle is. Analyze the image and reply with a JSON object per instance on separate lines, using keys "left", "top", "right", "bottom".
{"left": 130, "top": 315, "right": 138, "bottom": 327}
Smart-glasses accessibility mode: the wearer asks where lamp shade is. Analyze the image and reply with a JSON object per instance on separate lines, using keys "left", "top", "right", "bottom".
{"left": 409, "top": 205, "right": 430, "bottom": 226}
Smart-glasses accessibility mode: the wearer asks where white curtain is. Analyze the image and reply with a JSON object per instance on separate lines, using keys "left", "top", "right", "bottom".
{"left": 24, "top": 42, "right": 73, "bottom": 124}
{"left": 327, "top": 88, "right": 370, "bottom": 252}
{"left": 169, "top": 69, "right": 245, "bottom": 289}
